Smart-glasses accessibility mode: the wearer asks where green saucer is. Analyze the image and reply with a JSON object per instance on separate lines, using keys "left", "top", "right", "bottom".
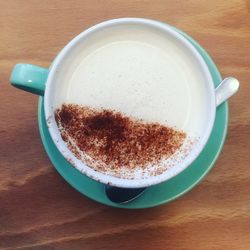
{"left": 38, "top": 31, "right": 228, "bottom": 209}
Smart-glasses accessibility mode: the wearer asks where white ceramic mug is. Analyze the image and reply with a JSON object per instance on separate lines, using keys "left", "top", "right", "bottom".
{"left": 10, "top": 18, "right": 239, "bottom": 188}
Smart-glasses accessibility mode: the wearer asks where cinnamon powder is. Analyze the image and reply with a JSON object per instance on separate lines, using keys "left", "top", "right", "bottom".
{"left": 55, "top": 104, "right": 186, "bottom": 172}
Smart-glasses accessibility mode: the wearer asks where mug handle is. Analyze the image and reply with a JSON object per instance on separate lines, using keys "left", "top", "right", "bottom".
{"left": 10, "top": 63, "right": 49, "bottom": 96}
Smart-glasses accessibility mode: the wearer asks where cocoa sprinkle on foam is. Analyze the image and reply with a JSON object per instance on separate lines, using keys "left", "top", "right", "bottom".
{"left": 55, "top": 104, "right": 187, "bottom": 178}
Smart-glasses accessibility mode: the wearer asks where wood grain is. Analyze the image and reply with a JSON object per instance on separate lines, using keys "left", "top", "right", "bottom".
{"left": 0, "top": 0, "right": 250, "bottom": 249}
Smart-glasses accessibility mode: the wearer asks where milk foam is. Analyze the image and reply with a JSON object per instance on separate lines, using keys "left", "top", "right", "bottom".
{"left": 54, "top": 24, "right": 210, "bottom": 139}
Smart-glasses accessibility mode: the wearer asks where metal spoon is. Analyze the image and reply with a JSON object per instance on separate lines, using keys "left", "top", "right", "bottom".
{"left": 105, "top": 185, "right": 146, "bottom": 204}
{"left": 105, "top": 78, "right": 239, "bottom": 204}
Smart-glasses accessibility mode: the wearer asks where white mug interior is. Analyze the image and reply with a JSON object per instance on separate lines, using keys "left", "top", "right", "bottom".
{"left": 45, "top": 18, "right": 216, "bottom": 188}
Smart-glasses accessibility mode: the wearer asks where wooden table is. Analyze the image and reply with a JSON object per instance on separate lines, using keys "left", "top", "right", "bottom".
{"left": 1, "top": 1, "right": 249, "bottom": 249}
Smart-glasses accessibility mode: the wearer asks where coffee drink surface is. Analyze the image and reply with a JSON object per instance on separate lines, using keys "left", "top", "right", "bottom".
{"left": 53, "top": 23, "right": 210, "bottom": 179}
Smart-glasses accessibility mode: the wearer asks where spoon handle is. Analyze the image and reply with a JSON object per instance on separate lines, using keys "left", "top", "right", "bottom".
{"left": 215, "top": 77, "right": 239, "bottom": 107}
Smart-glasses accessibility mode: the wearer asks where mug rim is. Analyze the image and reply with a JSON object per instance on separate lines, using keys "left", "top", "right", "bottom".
{"left": 44, "top": 18, "right": 216, "bottom": 188}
